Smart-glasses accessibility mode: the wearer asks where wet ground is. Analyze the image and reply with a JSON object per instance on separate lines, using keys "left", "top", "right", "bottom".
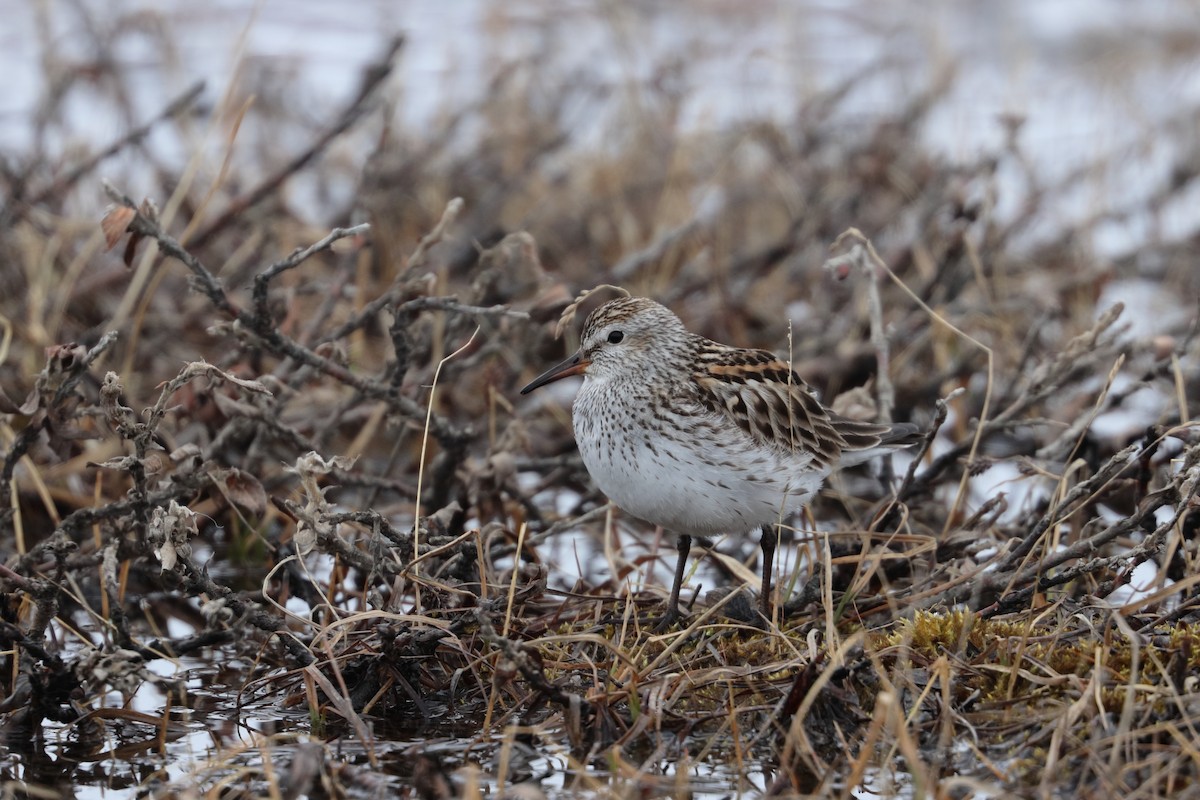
{"left": 1, "top": 1, "right": 1199, "bottom": 798}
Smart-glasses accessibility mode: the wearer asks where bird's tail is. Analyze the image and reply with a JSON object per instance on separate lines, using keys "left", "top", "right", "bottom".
{"left": 834, "top": 418, "right": 923, "bottom": 468}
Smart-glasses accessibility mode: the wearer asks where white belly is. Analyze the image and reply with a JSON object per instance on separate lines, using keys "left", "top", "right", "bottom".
{"left": 573, "top": 386, "right": 826, "bottom": 536}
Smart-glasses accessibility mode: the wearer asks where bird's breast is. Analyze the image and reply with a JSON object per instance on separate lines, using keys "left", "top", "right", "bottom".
{"left": 571, "top": 381, "right": 825, "bottom": 536}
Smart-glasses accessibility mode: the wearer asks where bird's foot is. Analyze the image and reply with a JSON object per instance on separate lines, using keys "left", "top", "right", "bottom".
{"left": 648, "top": 603, "right": 685, "bottom": 633}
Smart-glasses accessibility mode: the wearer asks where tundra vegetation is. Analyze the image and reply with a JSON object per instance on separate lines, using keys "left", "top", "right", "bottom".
{"left": 1, "top": 6, "right": 1198, "bottom": 798}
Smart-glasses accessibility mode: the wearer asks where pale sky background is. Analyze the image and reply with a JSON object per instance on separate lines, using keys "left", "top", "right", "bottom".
{"left": 2, "top": 0, "right": 1197, "bottom": 255}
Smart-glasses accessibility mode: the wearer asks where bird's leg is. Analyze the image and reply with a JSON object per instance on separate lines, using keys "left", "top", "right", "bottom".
{"left": 759, "top": 525, "right": 778, "bottom": 621}
{"left": 654, "top": 534, "right": 692, "bottom": 631}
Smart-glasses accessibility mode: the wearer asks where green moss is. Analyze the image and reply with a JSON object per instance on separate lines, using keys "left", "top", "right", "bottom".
{"left": 868, "top": 609, "right": 1200, "bottom": 716}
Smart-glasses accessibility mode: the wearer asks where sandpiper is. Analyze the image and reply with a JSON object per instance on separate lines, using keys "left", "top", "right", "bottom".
{"left": 522, "top": 296, "right": 918, "bottom": 626}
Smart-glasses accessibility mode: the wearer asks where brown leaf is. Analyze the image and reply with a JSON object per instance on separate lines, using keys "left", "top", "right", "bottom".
{"left": 213, "top": 467, "right": 268, "bottom": 515}
{"left": 38, "top": 343, "right": 87, "bottom": 392}
{"left": 101, "top": 205, "right": 135, "bottom": 251}
{"left": 122, "top": 232, "right": 144, "bottom": 267}
{"left": 0, "top": 385, "right": 38, "bottom": 415}
{"left": 138, "top": 197, "right": 159, "bottom": 224}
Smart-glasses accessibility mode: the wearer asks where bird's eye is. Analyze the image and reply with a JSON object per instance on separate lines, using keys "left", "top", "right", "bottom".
{"left": 607, "top": 330, "right": 624, "bottom": 344}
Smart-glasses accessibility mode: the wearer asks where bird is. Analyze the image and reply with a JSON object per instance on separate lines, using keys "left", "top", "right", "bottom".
{"left": 520, "top": 295, "right": 920, "bottom": 627}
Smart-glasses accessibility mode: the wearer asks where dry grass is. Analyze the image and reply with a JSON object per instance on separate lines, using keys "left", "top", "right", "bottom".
{"left": 1, "top": 5, "right": 1199, "bottom": 799}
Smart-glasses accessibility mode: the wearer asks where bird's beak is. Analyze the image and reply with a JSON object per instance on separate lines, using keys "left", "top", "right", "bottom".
{"left": 520, "top": 351, "right": 590, "bottom": 394}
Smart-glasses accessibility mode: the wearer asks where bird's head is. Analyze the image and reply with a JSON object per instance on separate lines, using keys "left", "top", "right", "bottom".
{"left": 520, "top": 297, "right": 688, "bottom": 393}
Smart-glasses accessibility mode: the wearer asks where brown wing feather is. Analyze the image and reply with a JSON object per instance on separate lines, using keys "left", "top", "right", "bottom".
{"left": 691, "top": 345, "right": 847, "bottom": 468}
{"left": 831, "top": 416, "right": 899, "bottom": 452}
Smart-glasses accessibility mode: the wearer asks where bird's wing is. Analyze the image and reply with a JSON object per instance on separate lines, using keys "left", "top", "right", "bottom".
{"left": 690, "top": 345, "right": 852, "bottom": 469}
